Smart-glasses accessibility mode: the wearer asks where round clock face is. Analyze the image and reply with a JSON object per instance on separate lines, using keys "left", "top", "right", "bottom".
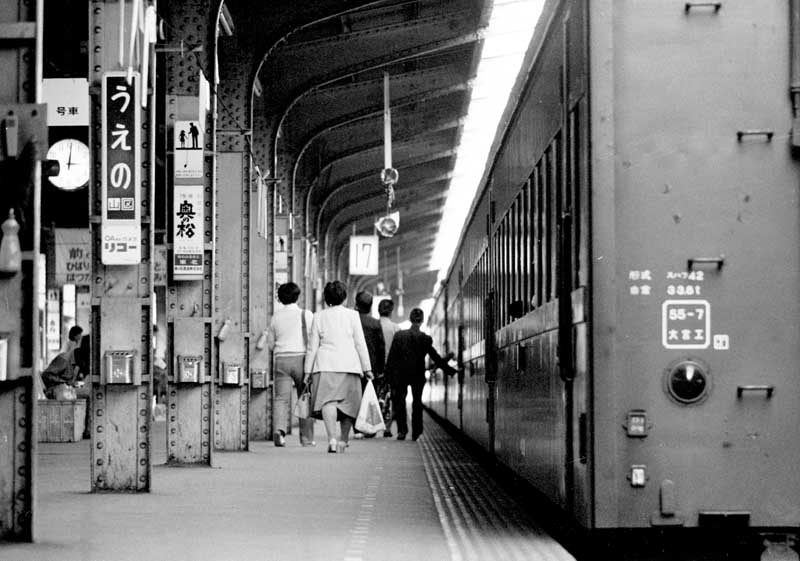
{"left": 47, "top": 139, "right": 90, "bottom": 191}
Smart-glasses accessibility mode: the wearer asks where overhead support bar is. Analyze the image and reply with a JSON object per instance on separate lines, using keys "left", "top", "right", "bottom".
{"left": 384, "top": 71, "right": 392, "bottom": 170}
{"left": 219, "top": 4, "right": 235, "bottom": 36}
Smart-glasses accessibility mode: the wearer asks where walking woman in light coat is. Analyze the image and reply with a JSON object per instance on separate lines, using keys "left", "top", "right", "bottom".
{"left": 304, "top": 280, "right": 373, "bottom": 453}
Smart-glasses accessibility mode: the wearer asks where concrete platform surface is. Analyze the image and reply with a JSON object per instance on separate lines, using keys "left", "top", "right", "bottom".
{"left": 1, "top": 414, "right": 574, "bottom": 561}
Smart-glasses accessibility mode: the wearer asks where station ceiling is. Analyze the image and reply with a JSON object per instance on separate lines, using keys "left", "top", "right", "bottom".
{"left": 221, "top": 0, "right": 490, "bottom": 310}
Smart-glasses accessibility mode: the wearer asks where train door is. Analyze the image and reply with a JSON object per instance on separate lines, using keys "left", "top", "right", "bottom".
{"left": 557, "top": 211, "right": 575, "bottom": 515}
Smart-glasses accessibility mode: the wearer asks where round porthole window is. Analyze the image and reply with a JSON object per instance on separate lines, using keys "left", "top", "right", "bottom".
{"left": 664, "top": 359, "right": 711, "bottom": 405}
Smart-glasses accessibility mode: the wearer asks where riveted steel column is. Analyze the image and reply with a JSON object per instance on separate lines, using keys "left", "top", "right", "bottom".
{"left": 160, "top": 0, "right": 217, "bottom": 465}
{"left": 0, "top": 0, "right": 43, "bottom": 539}
{"left": 214, "top": 39, "right": 250, "bottom": 451}
{"left": 88, "top": 0, "right": 155, "bottom": 492}
{"left": 250, "top": 99, "right": 274, "bottom": 439}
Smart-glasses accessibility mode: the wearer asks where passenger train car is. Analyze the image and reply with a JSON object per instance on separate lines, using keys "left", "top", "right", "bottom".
{"left": 426, "top": 0, "right": 800, "bottom": 549}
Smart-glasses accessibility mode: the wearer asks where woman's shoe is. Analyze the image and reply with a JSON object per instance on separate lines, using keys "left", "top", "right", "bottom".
{"left": 336, "top": 441, "right": 347, "bottom": 453}
{"left": 327, "top": 439, "right": 337, "bottom": 453}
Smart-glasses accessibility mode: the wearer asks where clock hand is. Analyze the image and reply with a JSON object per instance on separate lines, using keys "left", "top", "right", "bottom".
{"left": 67, "top": 142, "right": 73, "bottom": 170}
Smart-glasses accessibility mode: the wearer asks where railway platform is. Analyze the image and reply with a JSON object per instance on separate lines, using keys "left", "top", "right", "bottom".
{"left": 0, "top": 412, "right": 574, "bottom": 561}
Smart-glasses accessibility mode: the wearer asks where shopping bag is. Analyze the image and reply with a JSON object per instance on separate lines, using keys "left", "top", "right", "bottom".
{"left": 355, "top": 380, "right": 385, "bottom": 435}
{"left": 293, "top": 383, "right": 312, "bottom": 419}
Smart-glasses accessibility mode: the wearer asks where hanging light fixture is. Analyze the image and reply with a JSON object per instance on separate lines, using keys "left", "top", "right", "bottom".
{"left": 377, "top": 71, "right": 399, "bottom": 237}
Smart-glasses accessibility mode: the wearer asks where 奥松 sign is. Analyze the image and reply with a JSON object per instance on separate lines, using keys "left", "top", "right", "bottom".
{"left": 173, "top": 184, "right": 204, "bottom": 280}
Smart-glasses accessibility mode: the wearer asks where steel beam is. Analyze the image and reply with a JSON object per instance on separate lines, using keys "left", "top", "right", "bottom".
{"left": 88, "top": 0, "right": 155, "bottom": 491}
{"left": 0, "top": 0, "right": 44, "bottom": 539}
{"left": 161, "top": 0, "right": 218, "bottom": 467}
{"left": 250, "top": 100, "right": 277, "bottom": 440}
{"left": 212, "top": 38, "right": 254, "bottom": 451}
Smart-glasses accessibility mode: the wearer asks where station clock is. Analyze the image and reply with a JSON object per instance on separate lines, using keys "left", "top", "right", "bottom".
{"left": 46, "top": 138, "right": 90, "bottom": 191}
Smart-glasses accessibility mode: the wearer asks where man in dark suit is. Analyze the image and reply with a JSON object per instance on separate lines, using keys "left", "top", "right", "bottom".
{"left": 354, "top": 291, "right": 385, "bottom": 438}
{"left": 386, "top": 308, "right": 456, "bottom": 441}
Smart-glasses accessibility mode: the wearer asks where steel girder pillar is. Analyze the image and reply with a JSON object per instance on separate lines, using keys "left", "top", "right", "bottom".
{"left": 160, "top": 0, "right": 217, "bottom": 465}
{"left": 0, "top": 0, "right": 42, "bottom": 540}
{"left": 249, "top": 98, "right": 274, "bottom": 440}
{"left": 88, "top": 1, "right": 157, "bottom": 491}
{"left": 213, "top": 37, "right": 251, "bottom": 451}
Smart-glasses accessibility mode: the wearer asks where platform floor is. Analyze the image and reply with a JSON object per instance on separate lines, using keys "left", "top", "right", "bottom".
{"left": 2, "top": 412, "right": 574, "bottom": 561}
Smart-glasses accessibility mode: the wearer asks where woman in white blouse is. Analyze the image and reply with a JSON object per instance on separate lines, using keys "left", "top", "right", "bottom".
{"left": 304, "top": 280, "right": 373, "bottom": 453}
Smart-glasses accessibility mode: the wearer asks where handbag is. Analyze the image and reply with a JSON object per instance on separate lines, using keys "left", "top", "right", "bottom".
{"left": 294, "top": 382, "right": 312, "bottom": 419}
{"left": 355, "top": 380, "right": 385, "bottom": 435}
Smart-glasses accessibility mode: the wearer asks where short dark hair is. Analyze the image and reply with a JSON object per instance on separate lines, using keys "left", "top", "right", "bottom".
{"left": 378, "top": 299, "right": 394, "bottom": 317}
{"left": 355, "top": 291, "right": 373, "bottom": 313}
{"left": 409, "top": 308, "right": 424, "bottom": 324}
{"left": 324, "top": 280, "right": 347, "bottom": 306}
{"left": 68, "top": 325, "right": 83, "bottom": 342}
{"left": 277, "top": 282, "right": 301, "bottom": 305}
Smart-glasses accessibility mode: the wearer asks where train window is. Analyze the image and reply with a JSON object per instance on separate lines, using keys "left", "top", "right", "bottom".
{"left": 510, "top": 207, "right": 515, "bottom": 317}
{"left": 536, "top": 163, "right": 544, "bottom": 308}
{"left": 482, "top": 252, "right": 487, "bottom": 338}
{"left": 498, "top": 220, "right": 504, "bottom": 327}
{"left": 506, "top": 212, "right": 512, "bottom": 326}
{"left": 510, "top": 197, "right": 516, "bottom": 312}
{"left": 522, "top": 181, "right": 530, "bottom": 312}
{"left": 499, "top": 218, "right": 505, "bottom": 327}
{"left": 514, "top": 194, "right": 525, "bottom": 313}
{"left": 553, "top": 134, "right": 562, "bottom": 301}
{"left": 664, "top": 359, "right": 711, "bottom": 405}
{"left": 545, "top": 145, "right": 554, "bottom": 302}
{"left": 564, "top": 118, "right": 574, "bottom": 291}
{"left": 569, "top": 107, "right": 581, "bottom": 289}
{"left": 494, "top": 230, "right": 500, "bottom": 323}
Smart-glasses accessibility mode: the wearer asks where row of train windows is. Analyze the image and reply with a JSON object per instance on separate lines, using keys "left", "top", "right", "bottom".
{"left": 462, "top": 108, "right": 582, "bottom": 348}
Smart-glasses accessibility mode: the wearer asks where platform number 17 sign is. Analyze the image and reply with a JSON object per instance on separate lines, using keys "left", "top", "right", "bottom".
{"left": 349, "top": 235, "right": 379, "bottom": 276}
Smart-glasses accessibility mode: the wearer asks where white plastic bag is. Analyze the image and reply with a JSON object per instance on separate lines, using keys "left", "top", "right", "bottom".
{"left": 355, "top": 379, "right": 385, "bottom": 435}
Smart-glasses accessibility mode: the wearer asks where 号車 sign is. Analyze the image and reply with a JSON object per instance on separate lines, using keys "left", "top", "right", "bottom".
{"left": 42, "top": 78, "right": 89, "bottom": 127}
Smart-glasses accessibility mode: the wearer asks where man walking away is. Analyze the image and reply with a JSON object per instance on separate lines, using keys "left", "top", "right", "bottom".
{"left": 386, "top": 308, "right": 456, "bottom": 441}
{"left": 377, "top": 299, "right": 400, "bottom": 437}
{"left": 354, "top": 291, "right": 385, "bottom": 438}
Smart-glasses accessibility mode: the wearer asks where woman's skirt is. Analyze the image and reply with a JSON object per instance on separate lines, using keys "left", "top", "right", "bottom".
{"left": 310, "top": 371, "right": 362, "bottom": 420}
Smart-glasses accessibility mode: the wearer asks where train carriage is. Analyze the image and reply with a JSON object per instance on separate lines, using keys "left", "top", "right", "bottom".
{"left": 426, "top": 0, "right": 800, "bottom": 544}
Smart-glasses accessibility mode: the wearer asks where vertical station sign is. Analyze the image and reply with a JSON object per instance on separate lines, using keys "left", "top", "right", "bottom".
{"left": 173, "top": 184, "right": 204, "bottom": 279}
{"left": 172, "top": 120, "right": 204, "bottom": 280}
{"left": 101, "top": 72, "right": 141, "bottom": 264}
